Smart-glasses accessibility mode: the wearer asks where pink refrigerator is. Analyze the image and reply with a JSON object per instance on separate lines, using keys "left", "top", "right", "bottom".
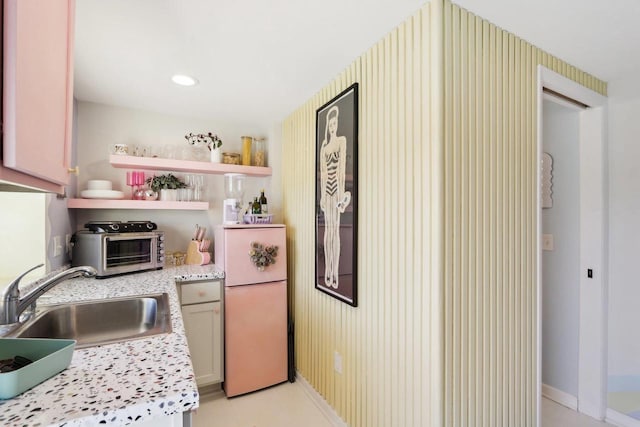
{"left": 215, "top": 224, "right": 288, "bottom": 397}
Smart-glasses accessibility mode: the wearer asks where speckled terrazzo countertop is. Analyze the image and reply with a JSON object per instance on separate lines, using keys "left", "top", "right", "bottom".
{"left": 0, "top": 264, "right": 225, "bottom": 427}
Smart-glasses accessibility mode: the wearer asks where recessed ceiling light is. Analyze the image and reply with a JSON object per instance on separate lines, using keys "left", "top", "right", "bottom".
{"left": 171, "top": 74, "right": 198, "bottom": 86}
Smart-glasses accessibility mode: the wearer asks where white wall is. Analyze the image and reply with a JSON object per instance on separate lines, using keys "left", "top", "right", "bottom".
{"left": 541, "top": 98, "right": 581, "bottom": 396}
{"left": 0, "top": 193, "right": 46, "bottom": 285}
{"left": 75, "top": 101, "right": 280, "bottom": 255}
{"left": 608, "top": 77, "right": 640, "bottom": 380}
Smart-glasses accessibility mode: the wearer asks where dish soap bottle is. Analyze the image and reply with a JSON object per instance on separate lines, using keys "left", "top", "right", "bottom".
{"left": 259, "top": 190, "right": 268, "bottom": 214}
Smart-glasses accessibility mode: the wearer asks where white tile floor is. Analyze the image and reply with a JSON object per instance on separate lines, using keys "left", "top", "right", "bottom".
{"left": 541, "top": 398, "right": 614, "bottom": 427}
{"left": 193, "top": 382, "right": 333, "bottom": 427}
{"left": 193, "top": 382, "right": 615, "bottom": 427}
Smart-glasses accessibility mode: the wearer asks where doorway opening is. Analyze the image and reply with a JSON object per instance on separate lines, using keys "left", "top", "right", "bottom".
{"left": 536, "top": 66, "right": 608, "bottom": 425}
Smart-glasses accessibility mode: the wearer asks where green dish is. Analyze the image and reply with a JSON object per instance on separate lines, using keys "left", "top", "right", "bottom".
{"left": 0, "top": 338, "right": 75, "bottom": 399}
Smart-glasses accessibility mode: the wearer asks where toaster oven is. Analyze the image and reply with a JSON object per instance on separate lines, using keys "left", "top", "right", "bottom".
{"left": 71, "top": 221, "right": 165, "bottom": 278}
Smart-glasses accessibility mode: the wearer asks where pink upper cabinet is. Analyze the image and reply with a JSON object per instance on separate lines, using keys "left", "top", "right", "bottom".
{"left": 222, "top": 227, "right": 287, "bottom": 286}
{"left": 3, "top": 0, "right": 75, "bottom": 187}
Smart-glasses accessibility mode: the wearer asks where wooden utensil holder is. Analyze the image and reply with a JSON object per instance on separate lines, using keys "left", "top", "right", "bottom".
{"left": 185, "top": 240, "right": 211, "bottom": 265}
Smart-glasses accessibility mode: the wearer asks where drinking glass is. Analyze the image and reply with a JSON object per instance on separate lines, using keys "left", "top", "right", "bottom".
{"left": 163, "top": 145, "right": 177, "bottom": 159}
{"left": 126, "top": 171, "right": 135, "bottom": 199}
{"left": 127, "top": 171, "right": 144, "bottom": 200}
{"left": 192, "top": 175, "right": 205, "bottom": 201}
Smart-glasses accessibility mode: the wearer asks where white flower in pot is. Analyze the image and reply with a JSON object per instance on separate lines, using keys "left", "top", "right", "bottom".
{"left": 185, "top": 132, "right": 223, "bottom": 163}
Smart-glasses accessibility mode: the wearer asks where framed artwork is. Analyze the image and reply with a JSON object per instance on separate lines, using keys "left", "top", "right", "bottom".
{"left": 315, "top": 83, "right": 358, "bottom": 307}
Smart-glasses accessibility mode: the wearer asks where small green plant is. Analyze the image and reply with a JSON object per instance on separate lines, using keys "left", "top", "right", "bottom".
{"left": 145, "top": 173, "right": 186, "bottom": 193}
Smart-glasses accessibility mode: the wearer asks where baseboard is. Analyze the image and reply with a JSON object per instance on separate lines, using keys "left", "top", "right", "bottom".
{"left": 606, "top": 408, "right": 640, "bottom": 427}
{"left": 197, "top": 383, "right": 224, "bottom": 403}
{"left": 542, "top": 383, "right": 578, "bottom": 410}
{"left": 579, "top": 400, "right": 605, "bottom": 420}
{"left": 296, "top": 371, "right": 347, "bottom": 427}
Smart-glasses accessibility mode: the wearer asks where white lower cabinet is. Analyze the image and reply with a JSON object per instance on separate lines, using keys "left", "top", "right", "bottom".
{"left": 179, "top": 280, "right": 223, "bottom": 387}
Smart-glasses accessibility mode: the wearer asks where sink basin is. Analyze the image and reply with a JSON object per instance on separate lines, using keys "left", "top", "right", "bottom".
{"left": 10, "top": 293, "right": 172, "bottom": 348}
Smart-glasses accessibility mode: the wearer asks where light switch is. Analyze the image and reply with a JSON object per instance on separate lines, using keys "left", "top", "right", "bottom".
{"left": 542, "top": 234, "right": 554, "bottom": 251}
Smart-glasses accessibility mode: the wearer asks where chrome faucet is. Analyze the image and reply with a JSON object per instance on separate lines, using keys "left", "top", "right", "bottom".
{"left": 0, "top": 264, "right": 97, "bottom": 325}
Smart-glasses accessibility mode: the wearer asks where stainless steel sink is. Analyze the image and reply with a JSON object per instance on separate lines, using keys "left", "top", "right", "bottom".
{"left": 9, "top": 293, "right": 172, "bottom": 348}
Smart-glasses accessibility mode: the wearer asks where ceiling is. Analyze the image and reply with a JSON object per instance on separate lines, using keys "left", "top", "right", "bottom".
{"left": 74, "top": 0, "right": 640, "bottom": 129}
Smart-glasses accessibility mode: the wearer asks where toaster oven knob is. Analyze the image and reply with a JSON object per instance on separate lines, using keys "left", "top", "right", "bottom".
{"left": 109, "top": 224, "right": 120, "bottom": 232}
{"left": 146, "top": 223, "right": 154, "bottom": 230}
{"left": 159, "top": 248, "right": 165, "bottom": 255}
{"left": 159, "top": 242, "right": 164, "bottom": 248}
{"left": 158, "top": 235, "right": 165, "bottom": 241}
{"left": 158, "top": 256, "right": 165, "bottom": 263}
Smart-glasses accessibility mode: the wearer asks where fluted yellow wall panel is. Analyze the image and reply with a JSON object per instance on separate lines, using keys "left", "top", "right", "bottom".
{"left": 283, "top": 1, "right": 606, "bottom": 426}
{"left": 442, "top": 2, "right": 606, "bottom": 426}
{"left": 282, "top": 5, "right": 436, "bottom": 427}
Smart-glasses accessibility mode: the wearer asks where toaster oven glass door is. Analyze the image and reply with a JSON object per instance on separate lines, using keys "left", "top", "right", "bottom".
{"left": 105, "top": 236, "right": 153, "bottom": 267}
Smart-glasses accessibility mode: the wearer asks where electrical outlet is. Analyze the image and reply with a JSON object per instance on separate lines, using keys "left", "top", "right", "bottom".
{"left": 65, "top": 234, "right": 72, "bottom": 255}
{"left": 334, "top": 351, "right": 343, "bottom": 375}
{"left": 53, "top": 235, "right": 63, "bottom": 257}
{"left": 542, "top": 234, "right": 554, "bottom": 251}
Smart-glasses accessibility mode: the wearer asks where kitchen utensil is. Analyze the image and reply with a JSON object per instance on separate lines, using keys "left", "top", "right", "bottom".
{"left": 197, "top": 227, "right": 206, "bottom": 241}
{"left": 199, "top": 239, "right": 210, "bottom": 252}
{"left": 185, "top": 241, "right": 211, "bottom": 265}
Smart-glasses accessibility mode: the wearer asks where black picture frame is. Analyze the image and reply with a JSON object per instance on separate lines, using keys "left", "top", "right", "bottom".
{"left": 315, "top": 83, "right": 358, "bottom": 307}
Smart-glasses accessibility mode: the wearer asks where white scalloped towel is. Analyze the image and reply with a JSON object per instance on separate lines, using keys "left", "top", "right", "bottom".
{"left": 541, "top": 152, "right": 553, "bottom": 209}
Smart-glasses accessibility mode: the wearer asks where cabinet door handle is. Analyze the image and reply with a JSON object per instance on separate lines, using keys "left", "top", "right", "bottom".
{"left": 198, "top": 291, "right": 206, "bottom": 297}
{"left": 67, "top": 166, "right": 80, "bottom": 175}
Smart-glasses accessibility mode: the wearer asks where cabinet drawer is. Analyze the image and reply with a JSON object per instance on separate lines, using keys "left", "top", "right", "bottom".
{"left": 180, "top": 280, "right": 221, "bottom": 305}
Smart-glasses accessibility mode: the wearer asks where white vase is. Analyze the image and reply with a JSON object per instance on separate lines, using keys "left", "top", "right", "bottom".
{"left": 159, "top": 189, "right": 177, "bottom": 201}
{"left": 210, "top": 148, "right": 222, "bottom": 163}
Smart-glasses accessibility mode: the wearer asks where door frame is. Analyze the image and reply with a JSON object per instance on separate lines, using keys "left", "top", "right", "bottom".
{"left": 536, "top": 65, "right": 608, "bottom": 423}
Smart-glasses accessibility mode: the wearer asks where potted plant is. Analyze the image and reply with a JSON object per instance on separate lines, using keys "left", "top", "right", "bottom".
{"left": 185, "top": 132, "right": 223, "bottom": 163}
{"left": 146, "top": 173, "right": 186, "bottom": 201}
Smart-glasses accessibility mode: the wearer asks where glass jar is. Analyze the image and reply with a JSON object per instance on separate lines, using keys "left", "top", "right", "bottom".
{"left": 174, "top": 251, "right": 186, "bottom": 266}
{"left": 253, "top": 138, "right": 266, "bottom": 167}
{"left": 241, "top": 136, "right": 252, "bottom": 166}
{"left": 165, "top": 251, "right": 175, "bottom": 267}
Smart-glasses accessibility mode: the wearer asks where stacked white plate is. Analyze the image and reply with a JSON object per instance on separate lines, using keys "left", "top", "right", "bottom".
{"left": 81, "top": 180, "right": 124, "bottom": 199}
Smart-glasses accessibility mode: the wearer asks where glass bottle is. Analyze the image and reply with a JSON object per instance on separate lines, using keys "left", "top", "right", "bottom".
{"left": 252, "top": 197, "right": 261, "bottom": 214}
{"left": 259, "top": 190, "right": 268, "bottom": 214}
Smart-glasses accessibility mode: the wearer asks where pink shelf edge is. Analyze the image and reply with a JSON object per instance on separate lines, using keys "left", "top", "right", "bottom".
{"left": 67, "top": 199, "right": 209, "bottom": 210}
{"left": 109, "top": 155, "right": 272, "bottom": 177}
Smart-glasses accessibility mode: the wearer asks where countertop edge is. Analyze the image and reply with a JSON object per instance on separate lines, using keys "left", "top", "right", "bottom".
{"left": 0, "top": 265, "right": 224, "bottom": 427}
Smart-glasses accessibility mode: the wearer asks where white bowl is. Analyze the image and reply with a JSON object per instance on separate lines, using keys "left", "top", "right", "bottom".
{"left": 81, "top": 190, "right": 124, "bottom": 199}
{"left": 87, "top": 180, "right": 112, "bottom": 191}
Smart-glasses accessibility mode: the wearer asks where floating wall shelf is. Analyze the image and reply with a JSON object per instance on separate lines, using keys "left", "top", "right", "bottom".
{"left": 67, "top": 199, "right": 209, "bottom": 210}
{"left": 109, "top": 155, "right": 272, "bottom": 177}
